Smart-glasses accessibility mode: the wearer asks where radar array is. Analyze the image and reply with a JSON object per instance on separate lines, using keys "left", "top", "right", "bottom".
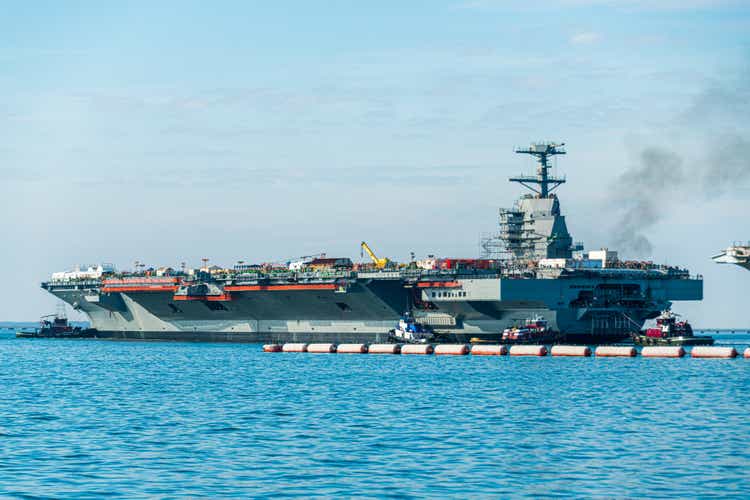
{"left": 509, "top": 142, "right": 566, "bottom": 198}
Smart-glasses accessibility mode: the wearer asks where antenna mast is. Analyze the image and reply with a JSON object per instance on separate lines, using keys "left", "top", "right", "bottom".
{"left": 510, "top": 142, "right": 566, "bottom": 198}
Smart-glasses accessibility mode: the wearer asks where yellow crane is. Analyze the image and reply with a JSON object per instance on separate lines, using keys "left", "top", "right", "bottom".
{"left": 360, "top": 241, "right": 390, "bottom": 269}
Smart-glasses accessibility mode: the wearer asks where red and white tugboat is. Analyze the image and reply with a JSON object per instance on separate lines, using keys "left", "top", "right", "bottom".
{"left": 631, "top": 310, "right": 714, "bottom": 346}
{"left": 498, "top": 316, "right": 563, "bottom": 345}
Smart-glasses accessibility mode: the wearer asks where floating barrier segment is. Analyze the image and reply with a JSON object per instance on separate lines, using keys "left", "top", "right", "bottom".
{"left": 274, "top": 342, "right": 748, "bottom": 359}
{"left": 641, "top": 346, "right": 685, "bottom": 358}
{"left": 367, "top": 344, "right": 401, "bottom": 354}
{"left": 470, "top": 345, "right": 508, "bottom": 356}
{"left": 691, "top": 346, "right": 738, "bottom": 359}
{"left": 509, "top": 345, "right": 547, "bottom": 356}
{"left": 401, "top": 344, "right": 434, "bottom": 355}
{"left": 595, "top": 346, "right": 636, "bottom": 357}
{"left": 551, "top": 345, "right": 591, "bottom": 357}
{"left": 281, "top": 343, "right": 308, "bottom": 353}
{"left": 336, "top": 343, "right": 368, "bottom": 354}
{"left": 434, "top": 344, "right": 469, "bottom": 356}
{"left": 307, "top": 343, "right": 336, "bottom": 353}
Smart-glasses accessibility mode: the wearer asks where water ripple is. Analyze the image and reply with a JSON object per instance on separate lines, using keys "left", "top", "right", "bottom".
{"left": 0, "top": 331, "right": 749, "bottom": 497}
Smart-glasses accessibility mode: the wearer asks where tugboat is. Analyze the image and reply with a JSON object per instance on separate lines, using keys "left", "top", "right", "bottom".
{"left": 631, "top": 310, "right": 714, "bottom": 346}
{"left": 388, "top": 313, "right": 435, "bottom": 344}
{"left": 16, "top": 306, "right": 96, "bottom": 338}
{"left": 495, "top": 316, "right": 563, "bottom": 345}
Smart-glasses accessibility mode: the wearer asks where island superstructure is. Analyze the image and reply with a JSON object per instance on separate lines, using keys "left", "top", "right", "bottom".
{"left": 713, "top": 243, "right": 750, "bottom": 271}
{"left": 41, "top": 143, "right": 703, "bottom": 343}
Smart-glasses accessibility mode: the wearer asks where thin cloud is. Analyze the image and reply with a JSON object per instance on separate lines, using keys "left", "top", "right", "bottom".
{"left": 570, "top": 32, "right": 601, "bottom": 45}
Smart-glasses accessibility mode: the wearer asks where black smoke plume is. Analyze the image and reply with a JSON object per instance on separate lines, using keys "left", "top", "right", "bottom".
{"left": 611, "top": 79, "right": 750, "bottom": 257}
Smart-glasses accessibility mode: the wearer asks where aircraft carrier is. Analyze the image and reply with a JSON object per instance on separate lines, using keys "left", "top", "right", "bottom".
{"left": 41, "top": 143, "right": 703, "bottom": 344}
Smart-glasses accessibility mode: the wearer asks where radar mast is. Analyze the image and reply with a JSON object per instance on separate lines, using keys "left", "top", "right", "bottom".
{"left": 510, "top": 142, "right": 566, "bottom": 198}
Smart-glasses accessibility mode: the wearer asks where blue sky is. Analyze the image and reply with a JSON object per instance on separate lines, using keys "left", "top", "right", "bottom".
{"left": 1, "top": 1, "right": 749, "bottom": 325}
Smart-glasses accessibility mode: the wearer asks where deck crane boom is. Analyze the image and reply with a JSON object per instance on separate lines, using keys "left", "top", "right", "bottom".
{"left": 360, "top": 241, "right": 390, "bottom": 269}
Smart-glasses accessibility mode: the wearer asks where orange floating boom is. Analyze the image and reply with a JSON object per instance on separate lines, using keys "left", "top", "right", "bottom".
{"left": 551, "top": 345, "right": 591, "bottom": 357}
{"left": 307, "top": 343, "right": 336, "bottom": 353}
{"left": 401, "top": 344, "right": 434, "bottom": 355}
{"left": 470, "top": 345, "right": 508, "bottom": 356}
{"left": 367, "top": 344, "right": 401, "bottom": 354}
{"left": 690, "top": 346, "right": 738, "bottom": 359}
{"left": 509, "top": 345, "right": 548, "bottom": 356}
{"left": 595, "top": 346, "right": 637, "bottom": 357}
{"left": 434, "top": 344, "right": 469, "bottom": 355}
{"left": 281, "top": 343, "right": 308, "bottom": 353}
{"left": 336, "top": 344, "right": 368, "bottom": 354}
{"left": 641, "top": 346, "right": 685, "bottom": 358}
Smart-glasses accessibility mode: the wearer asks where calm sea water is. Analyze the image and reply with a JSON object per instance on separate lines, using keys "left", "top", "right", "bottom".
{"left": 1, "top": 330, "right": 749, "bottom": 498}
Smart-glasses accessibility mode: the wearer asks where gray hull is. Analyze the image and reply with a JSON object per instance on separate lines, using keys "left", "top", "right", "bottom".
{"left": 46, "top": 273, "right": 702, "bottom": 344}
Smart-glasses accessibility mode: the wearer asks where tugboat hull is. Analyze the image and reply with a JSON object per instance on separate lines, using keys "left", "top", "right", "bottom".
{"left": 468, "top": 331, "right": 566, "bottom": 345}
{"left": 632, "top": 334, "right": 714, "bottom": 346}
{"left": 16, "top": 328, "right": 98, "bottom": 339}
